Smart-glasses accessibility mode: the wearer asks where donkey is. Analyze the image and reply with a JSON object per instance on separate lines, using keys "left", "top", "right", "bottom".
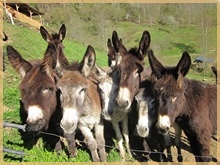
{"left": 98, "top": 30, "right": 151, "bottom": 161}
{"left": 7, "top": 45, "right": 59, "bottom": 132}
{"left": 57, "top": 45, "right": 106, "bottom": 162}
{"left": 147, "top": 49, "right": 217, "bottom": 162}
{"left": 135, "top": 80, "right": 183, "bottom": 162}
{"left": 107, "top": 38, "right": 123, "bottom": 68}
{"left": 6, "top": 45, "right": 62, "bottom": 147}
{"left": 40, "top": 24, "right": 70, "bottom": 77}
{"left": 211, "top": 66, "right": 217, "bottom": 84}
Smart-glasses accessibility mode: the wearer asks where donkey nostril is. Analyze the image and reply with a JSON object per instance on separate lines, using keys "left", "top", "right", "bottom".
{"left": 26, "top": 119, "right": 31, "bottom": 125}
{"left": 26, "top": 119, "right": 34, "bottom": 125}
{"left": 125, "top": 101, "right": 129, "bottom": 107}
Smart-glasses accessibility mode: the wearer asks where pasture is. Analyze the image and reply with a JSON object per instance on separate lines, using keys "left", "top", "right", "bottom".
{"left": 2, "top": 16, "right": 217, "bottom": 163}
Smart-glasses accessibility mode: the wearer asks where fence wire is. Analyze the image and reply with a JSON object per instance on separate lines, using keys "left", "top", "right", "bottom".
{"left": 3, "top": 121, "right": 219, "bottom": 162}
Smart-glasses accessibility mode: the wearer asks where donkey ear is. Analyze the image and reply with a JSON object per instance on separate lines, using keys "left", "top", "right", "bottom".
{"left": 79, "top": 45, "right": 96, "bottom": 77}
{"left": 59, "top": 24, "right": 66, "bottom": 42}
{"left": 92, "top": 63, "right": 107, "bottom": 80}
{"left": 176, "top": 51, "right": 191, "bottom": 77}
{"left": 7, "top": 45, "right": 32, "bottom": 78}
{"left": 107, "top": 38, "right": 112, "bottom": 48}
{"left": 175, "top": 51, "right": 191, "bottom": 89}
{"left": 137, "top": 31, "right": 151, "bottom": 61}
{"left": 112, "top": 31, "right": 127, "bottom": 56}
{"left": 112, "top": 31, "right": 120, "bottom": 52}
{"left": 147, "top": 49, "right": 165, "bottom": 79}
{"left": 40, "top": 26, "right": 52, "bottom": 42}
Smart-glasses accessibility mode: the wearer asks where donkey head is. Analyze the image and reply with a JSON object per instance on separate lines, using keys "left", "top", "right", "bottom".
{"left": 98, "top": 70, "right": 119, "bottom": 120}
{"left": 148, "top": 49, "right": 191, "bottom": 133}
{"left": 135, "top": 81, "right": 156, "bottom": 138}
{"left": 7, "top": 45, "right": 58, "bottom": 131}
{"left": 111, "top": 30, "right": 151, "bottom": 110}
{"left": 107, "top": 38, "right": 123, "bottom": 68}
{"left": 40, "top": 24, "right": 69, "bottom": 77}
{"left": 57, "top": 45, "right": 97, "bottom": 134}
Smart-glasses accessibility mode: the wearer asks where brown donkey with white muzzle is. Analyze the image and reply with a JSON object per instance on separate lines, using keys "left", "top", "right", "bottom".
{"left": 148, "top": 49, "right": 217, "bottom": 162}
{"left": 6, "top": 45, "right": 62, "bottom": 149}
{"left": 57, "top": 45, "right": 106, "bottom": 162}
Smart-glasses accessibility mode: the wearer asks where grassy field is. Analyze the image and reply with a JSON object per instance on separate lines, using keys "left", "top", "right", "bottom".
{"left": 3, "top": 18, "right": 217, "bottom": 162}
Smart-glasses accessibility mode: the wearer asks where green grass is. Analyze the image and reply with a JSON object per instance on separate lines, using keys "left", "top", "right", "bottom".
{"left": 3, "top": 18, "right": 216, "bottom": 162}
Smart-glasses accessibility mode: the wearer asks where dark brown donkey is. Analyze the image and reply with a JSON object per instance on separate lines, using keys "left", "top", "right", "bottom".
{"left": 40, "top": 24, "right": 69, "bottom": 77}
{"left": 99, "top": 30, "right": 150, "bottom": 160}
{"left": 6, "top": 45, "right": 61, "bottom": 143}
{"left": 7, "top": 45, "right": 59, "bottom": 132}
{"left": 148, "top": 49, "right": 217, "bottom": 162}
{"left": 135, "top": 80, "right": 183, "bottom": 162}
{"left": 57, "top": 45, "right": 106, "bottom": 162}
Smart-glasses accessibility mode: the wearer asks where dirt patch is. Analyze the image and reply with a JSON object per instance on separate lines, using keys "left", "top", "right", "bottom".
{"left": 166, "top": 128, "right": 218, "bottom": 162}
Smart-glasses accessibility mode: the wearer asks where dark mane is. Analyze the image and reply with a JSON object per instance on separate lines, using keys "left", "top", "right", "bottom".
{"left": 66, "top": 61, "right": 80, "bottom": 71}
{"left": 51, "top": 33, "right": 60, "bottom": 40}
{"left": 128, "top": 47, "right": 138, "bottom": 55}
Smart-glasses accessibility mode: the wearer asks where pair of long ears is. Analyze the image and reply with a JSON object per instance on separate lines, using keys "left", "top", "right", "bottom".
{"left": 111, "top": 30, "right": 151, "bottom": 61}
{"left": 148, "top": 49, "right": 191, "bottom": 89}
{"left": 7, "top": 45, "right": 57, "bottom": 80}
{"left": 40, "top": 24, "right": 66, "bottom": 42}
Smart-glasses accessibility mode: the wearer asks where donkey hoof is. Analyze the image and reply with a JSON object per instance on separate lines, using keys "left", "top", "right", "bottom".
{"left": 167, "top": 155, "right": 173, "bottom": 162}
{"left": 56, "top": 151, "right": 61, "bottom": 156}
{"left": 177, "top": 156, "right": 183, "bottom": 162}
{"left": 69, "top": 153, "right": 76, "bottom": 158}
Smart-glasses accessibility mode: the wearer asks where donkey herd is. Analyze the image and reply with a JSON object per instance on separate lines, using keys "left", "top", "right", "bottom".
{"left": 5, "top": 24, "right": 217, "bottom": 162}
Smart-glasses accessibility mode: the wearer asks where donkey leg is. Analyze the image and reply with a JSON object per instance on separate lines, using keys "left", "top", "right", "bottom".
{"left": 142, "top": 139, "right": 151, "bottom": 161}
{"left": 111, "top": 121, "right": 125, "bottom": 161}
{"left": 95, "top": 121, "right": 106, "bottom": 162}
{"left": 166, "top": 147, "right": 172, "bottom": 162}
{"left": 122, "top": 115, "right": 132, "bottom": 158}
{"left": 199, "top": 134, "right": 212, "bottom": 162}
{"left": 79, "top": 126, "right": 100, "bottom": 162}
{"left": 64, "top": 132, "right": 76, "bottom": 158}
{"left": 162, "top": 131, "right": 172, "bottom": 162}
{"left": 55, "top": 139, "right": 62, "bottom": 155}
{"left": 173, "top": 123, "right": 183, "bottom": 162}
{"left": 185, "top": 126, "right": 212, "bottom": 161}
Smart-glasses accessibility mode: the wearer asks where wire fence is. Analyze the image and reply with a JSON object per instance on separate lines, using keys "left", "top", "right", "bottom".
{"left": 3, "top": 121, "right": 219, "bottom": 162}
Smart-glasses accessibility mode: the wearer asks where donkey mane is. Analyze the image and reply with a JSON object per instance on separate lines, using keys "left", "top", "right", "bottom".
{"left": 128, "top": 47, "right": 138, "bottom": 54}
{"left": 51, "top": 33, "right": 60, "bottom": 40}
{"left": 66, "top": 61, "right": 80, "bottom": 71}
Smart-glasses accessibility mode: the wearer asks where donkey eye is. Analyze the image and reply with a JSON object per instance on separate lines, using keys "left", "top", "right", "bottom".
{"left": 79, "top": 88, "right": 86, "bottom": 94}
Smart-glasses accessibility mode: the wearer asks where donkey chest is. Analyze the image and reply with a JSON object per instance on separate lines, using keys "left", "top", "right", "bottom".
{"left": 79, "top": 114, "right": 100, "bottom": 129}
{"left": 111, "top": 108, "right": 130, "bottom": 122}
